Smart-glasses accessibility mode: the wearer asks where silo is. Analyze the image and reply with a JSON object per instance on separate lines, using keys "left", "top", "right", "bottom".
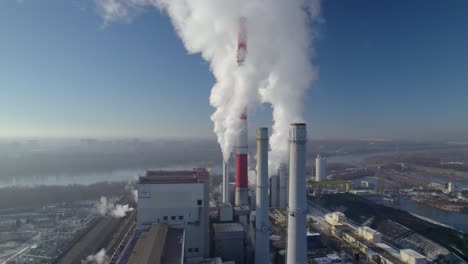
{"left": 315, "top": 154, "right": 326, "bottom": 182}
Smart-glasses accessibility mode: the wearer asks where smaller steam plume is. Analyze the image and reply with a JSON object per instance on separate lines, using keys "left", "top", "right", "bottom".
{"left": 131, "top": 189, "right": 138, "bottom": 202}
{"left": 95, "top": 196, "right": 134, "bottom": 218}
{"left": 125, "top": 178, "right": 138, "bottom": 202}
{"left": 81, "top": 248, "right": 108, "bottom": 264}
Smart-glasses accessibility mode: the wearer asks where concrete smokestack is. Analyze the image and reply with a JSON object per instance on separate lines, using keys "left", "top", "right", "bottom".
{"left": 235, "top": 111, "right": 249, "bottom": 206}
{"left": 287, "top": 123, "right": 307, "bottom": 264}
{"left": 229, "top": 182, "right": 236, "bottom": 205}
{"left": 255, "top": 128, "right": 270, "bottom": 264}
{"left": 278, "top": 163, "right": 288, "bottom": 209}
{"left": 315, "top": 154, "right": 326, "bottom": 182}
{"left": 223, "top": 160, "right": 229, "bottom": 203}
{"left": 270, "top": 175, "right": 278, "bottom": 208}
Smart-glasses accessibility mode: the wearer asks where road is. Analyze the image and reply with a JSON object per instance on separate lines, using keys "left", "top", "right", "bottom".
{"left": 1, "top": 245, "right": 32, "bottom": 264}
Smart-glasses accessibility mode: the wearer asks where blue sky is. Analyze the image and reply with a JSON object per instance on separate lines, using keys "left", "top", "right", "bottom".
{"left": 1, "top": 0, "right": 467, "bottom": 140}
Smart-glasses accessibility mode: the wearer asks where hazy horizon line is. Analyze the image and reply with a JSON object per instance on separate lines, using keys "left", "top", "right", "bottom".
{"left": 1, "top": 135, "right": 467, "bottom": 143}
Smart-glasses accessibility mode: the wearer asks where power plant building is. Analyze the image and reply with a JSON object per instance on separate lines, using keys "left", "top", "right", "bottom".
{"left": 127, "top": 224, "right": 184, "bottom": 264}
{"left": 137, "top": 169, "right": 210, "bottom": 260}
{"left": 212, "top": 223, "right": 245, "bottom": 264}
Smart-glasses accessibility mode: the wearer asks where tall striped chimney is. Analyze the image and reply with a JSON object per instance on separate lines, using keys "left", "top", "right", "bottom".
{"left": 235, "top": 111, "right": 249, "bottom": 206}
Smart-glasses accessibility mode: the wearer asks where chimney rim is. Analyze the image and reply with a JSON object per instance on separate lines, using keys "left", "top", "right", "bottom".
{"left": 290, "top": 123, "right": 306, "bottom": 127}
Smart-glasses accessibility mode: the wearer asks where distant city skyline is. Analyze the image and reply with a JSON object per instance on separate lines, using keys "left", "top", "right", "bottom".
{"left": 1, "top": 0, "right": 468, "bottom": 140}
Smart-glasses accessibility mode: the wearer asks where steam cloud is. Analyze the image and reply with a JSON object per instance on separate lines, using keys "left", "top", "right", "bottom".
{"left": 131, "top": 189, "right": 138, "bottom": 202}
{"left": 96, "top": 196, "right": 134, "bottom": 218}
{"left": 81, "top": 248, "right": 108, "bottom": 264}
{"left": 94, "top": 0, "right": 322, "bottom": 170}
{"left": 125, "top": 178, "right": 138, "bottom": 202}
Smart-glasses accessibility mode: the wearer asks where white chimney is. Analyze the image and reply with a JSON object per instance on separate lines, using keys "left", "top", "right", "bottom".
{"left": 270, "top": 175, "right": 279, "bottom": 208}
{"left": 223, "top": 160, "right": 229, "bottom": 203}
{"left": 287, "top": 123, "right": 307, "bottom": 264}
{"left": 315, "top": 154, "right": 326, "bottom": 182}
{"left": 278, "top": 162, "right": 288, "bottom": 208}
{"left": 255, "top": 127, "right": 270, "bottom": 264}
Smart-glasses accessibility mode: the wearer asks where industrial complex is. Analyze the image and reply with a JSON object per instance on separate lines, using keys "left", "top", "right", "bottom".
{"left": 5, "top": 124, "right": 466, "bottom": 263}
{"left": 3, "top": 14, "right": 468, "bottom": 264}
{"left": 98, "top": 123, "right": 433, "bottom": 264}
{"left": 115, "top": 123, "right": 313, "bottom": 264}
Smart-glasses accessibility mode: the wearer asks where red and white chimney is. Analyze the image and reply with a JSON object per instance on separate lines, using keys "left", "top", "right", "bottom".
{"left": 235, "top": 111, "right": 248, "bottom": 206}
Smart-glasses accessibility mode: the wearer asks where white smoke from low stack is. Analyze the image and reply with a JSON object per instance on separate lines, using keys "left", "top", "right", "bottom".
{"left": 131, "top": 189, "right": 138, "bottom": 202}
{"left": 125, "top": 177, "right": 138, "bottom": 202}
{"left": 81, "top": 248, "right": 108, "bottom": 264}
{"left": 95, "top": 196, "right": 134, "bottom": 218}
{"left": 94, "top": 0, "right": 322, "bottom": 170}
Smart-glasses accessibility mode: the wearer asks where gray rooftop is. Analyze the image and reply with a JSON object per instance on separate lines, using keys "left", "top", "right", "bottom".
{"left": 213, "top": 222, "right": 244, "bottom": 233}
{"left": 139, "top": 168, "right": 209, "bottom": 184}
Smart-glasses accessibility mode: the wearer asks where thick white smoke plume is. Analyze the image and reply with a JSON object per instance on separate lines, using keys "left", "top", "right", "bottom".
{"left": 81, "top": 248, "right": 108, "bottom": 264}
{"left": 94, "top": 0, "right": 321, "bottom": 170}
{"left": 95, "top": 196, "right": 134, "bottom": 218}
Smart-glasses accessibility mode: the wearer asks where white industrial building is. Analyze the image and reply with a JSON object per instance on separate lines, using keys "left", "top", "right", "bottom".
{"left": 217, "top": 203, "right": 233, "bottom": 222}
{"left": 316, "top": 154, "right": 326, "bottom": 182}
{"left": 325, "top": 212, "right": 346, "bottom": 225}
{"left": 400, "top": 249, "right": 427, "bottom": 264}
{"left": 448, "top": 182, "right": 455, "bottom": 193}
{"left": 137, "top": 169, "right": 210, "bottom": 260}
{"left": 358, "top": 226, "right": 382, "bottom": 243}
{"left": 323, "top": 212, "right": 429, "bottom": 264}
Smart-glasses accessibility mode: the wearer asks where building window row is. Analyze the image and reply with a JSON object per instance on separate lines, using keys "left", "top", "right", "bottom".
{"left": 162, "top": 215, "right": 184, "bottom": 221}
{"left": 188, "top": 248, "right": 199, "bottom": 253}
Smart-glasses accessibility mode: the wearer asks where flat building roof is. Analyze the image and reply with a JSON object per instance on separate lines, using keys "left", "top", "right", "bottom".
{"left": 213, "top": 222, "right": 244, "bottom": 233}
{"left": 127, "top": 224, "right": 184, "bottom": 264}
{"left": 139, "top": 168, "right": 209, "bottom": 184}
{"left": 401, "top": 249, "right": 426, "bottom": 259}
{"left": 128, "top": 224, "right": 168, "bottom": 264}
